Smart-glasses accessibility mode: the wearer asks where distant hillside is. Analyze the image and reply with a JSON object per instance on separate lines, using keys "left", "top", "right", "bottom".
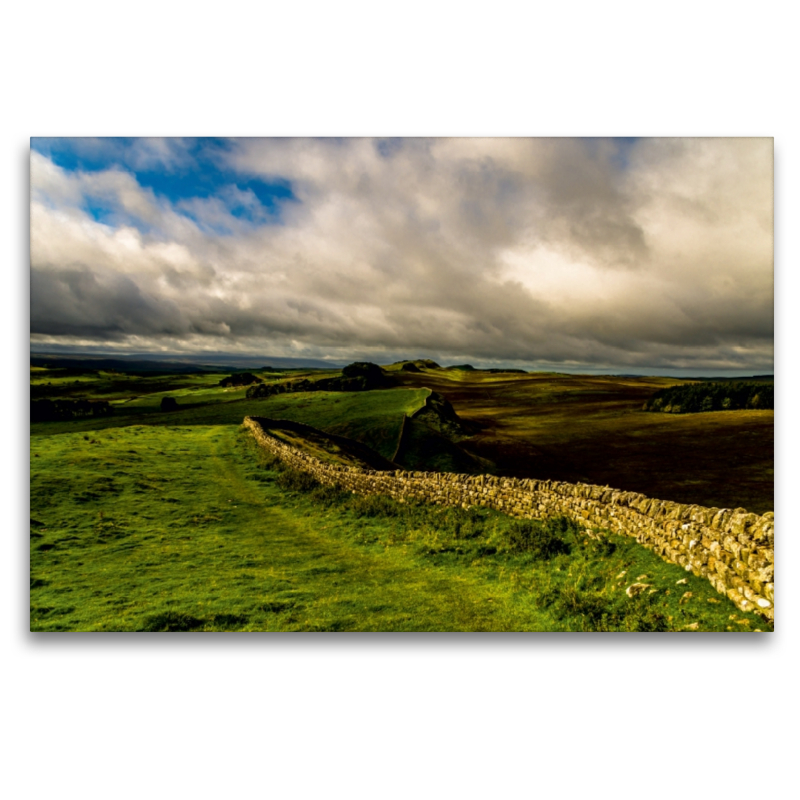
{"left": 30, "top": 352, "right": 346, "bottom": 372}
{"left": 31, "top": 355, "right": 219, "bottom": 374}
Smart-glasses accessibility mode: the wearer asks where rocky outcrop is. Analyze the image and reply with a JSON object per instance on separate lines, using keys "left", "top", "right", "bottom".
{"left": 408, "top": 390, "right": 471, "bottom": 438}
{"left": 244, "top": 416, "right": 775, "bottom": 622}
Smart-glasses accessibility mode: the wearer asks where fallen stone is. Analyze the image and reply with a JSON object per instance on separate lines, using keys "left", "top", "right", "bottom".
{"left": 626, "top": 583, "right": 652, "bottom": 598}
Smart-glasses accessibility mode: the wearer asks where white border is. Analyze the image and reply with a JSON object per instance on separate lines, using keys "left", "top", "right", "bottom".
{"left": 4, "top": 3, "right": 796, "bottom": 798}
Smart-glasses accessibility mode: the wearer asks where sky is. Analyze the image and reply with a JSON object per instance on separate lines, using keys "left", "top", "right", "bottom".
{"left": 29, "top": 137, "right": 774, "bottom": 374}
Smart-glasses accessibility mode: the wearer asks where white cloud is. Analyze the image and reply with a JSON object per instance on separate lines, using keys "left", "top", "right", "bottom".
{"left": 29, "top": 137, "right": 774, "bottom": 372}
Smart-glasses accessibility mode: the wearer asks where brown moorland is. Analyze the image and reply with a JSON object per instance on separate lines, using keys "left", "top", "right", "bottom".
{"left": 391, "top": 368, "right": 773, "bottom": 515}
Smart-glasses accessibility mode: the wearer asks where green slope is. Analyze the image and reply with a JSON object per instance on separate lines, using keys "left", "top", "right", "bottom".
{"left": 29, "top": 424, "right": 771, "bottom": 632}
{"left": 31, "top": 386, "right": 429, "bottom": 462}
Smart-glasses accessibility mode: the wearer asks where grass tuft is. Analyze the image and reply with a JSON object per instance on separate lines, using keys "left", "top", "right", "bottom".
{"left": 138, "top": 612, "right": 207, "bottom": 632}
{"left": 507, "top": 518, "right": 573, "bottom": 559}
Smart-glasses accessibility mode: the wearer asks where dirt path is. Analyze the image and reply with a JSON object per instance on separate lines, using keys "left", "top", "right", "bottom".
{"left": 194, "top": 426, "right": 515, "bottom": 631}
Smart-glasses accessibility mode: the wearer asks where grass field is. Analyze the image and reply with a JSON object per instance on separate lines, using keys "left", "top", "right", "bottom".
{"left": 31, "top": 365, "right": 773, "bottom": 516}
{"left": 30, "top": 370, "right": 428, "bottom": 462}
{"left": 29, "top": 423, "right": 770, "bottom": 631}
{"left": 29, "top": 362, "right": 773, "bottom": 631}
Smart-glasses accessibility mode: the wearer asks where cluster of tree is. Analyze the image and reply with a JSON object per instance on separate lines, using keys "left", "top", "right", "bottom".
{"left": 246, "top": 362, "right": 394, "bottom": 399}
{"left": 643, "top": 382, "right": 774, "bottom": 414}
{"left": 219, "top": 372, "right": 263, "bottom": 387}
{"left": 31, "top": 398, "right": 114, "bottom": 423}
{"left": 444, "top": 364, "right": 526, "bottom": 373}
{"left": 391, "top": 359, "right": 440, "bottom": 370}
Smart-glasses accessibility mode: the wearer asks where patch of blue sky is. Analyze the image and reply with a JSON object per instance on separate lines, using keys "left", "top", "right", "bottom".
{"left": 79, "top": 201, "right": 163, "bottom": 239}
{"left": 580, "top": 137, "right": 641, "bottom": 171}
{"left": 376, "top": 138, "right": 405, "bottom": 158}
{"left": 608, "top": 137, "right": 640, "bottom": 171}
{"left": 31, "top": 137, "right": 296, "bottom": 226}
{"left": 133, "top": 162, "right": 295, "bottom": 217}
{"left": 83, "top": 200, "right": 119, "bottom": 226}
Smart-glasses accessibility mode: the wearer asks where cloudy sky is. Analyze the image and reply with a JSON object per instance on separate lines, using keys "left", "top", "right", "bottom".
{"left": 30, "top": 137, "right": 773, "bottom": 374}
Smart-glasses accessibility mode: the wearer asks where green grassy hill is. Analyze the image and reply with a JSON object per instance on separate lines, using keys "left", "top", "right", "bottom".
{"left": 31, "top": 377, "right": 429, "bottom": 461}
{"left": 29, "top": 360, "right": 774, "bottom": 631}
{"left": 31, "top": 362, "right": 774, "bottom": 512}
{"left": 30, "top": 364, "right": 489, "bottom": 483}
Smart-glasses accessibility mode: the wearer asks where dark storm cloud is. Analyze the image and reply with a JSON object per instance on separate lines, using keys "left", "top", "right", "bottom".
{"left": 30, "top": 138, "right": 773, "bottom": 372}
{"left": 30, "top": 267, "right": 187, "bottom": 338}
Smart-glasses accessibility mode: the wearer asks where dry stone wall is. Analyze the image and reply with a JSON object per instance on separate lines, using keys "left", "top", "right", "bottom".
{"left": 245, "top": 417, "right": 774, "bottom": 621}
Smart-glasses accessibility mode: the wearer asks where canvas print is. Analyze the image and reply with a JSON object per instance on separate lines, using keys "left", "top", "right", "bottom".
{"left": 29, "top": 137, "right": 774, "bottom": 632}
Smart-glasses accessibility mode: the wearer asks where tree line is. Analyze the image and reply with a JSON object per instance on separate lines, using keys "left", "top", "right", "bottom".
{"left": 31, "top": 398, "right": 114, "bottom": 422}
{"left": 643, "top": 381, "right": 773, "bottom": 414}
{"left": 246, "top": 362, "right": 393, "bottom": 398}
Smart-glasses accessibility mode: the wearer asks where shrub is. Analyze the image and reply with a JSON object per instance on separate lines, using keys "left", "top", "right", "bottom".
{"left": 621, "top": 597, "right": 670, "bottom": 632}
{"left": 219, "top": 372, "right": 262, "bottom": 387}
{"left": 545, "top": 582, "right": 671, "bottom": 632}
{"left": 507, "top": 518, "right": 571, "bottom": 559}
{"left": 350, "top": 494, "right": 402, "bottom": 518}
{"left": 160, "top": 396, "right": 178, "bottom": 411}
{"left": 587, "top": 536, "right": 617, "bottom": 557}
{"left": 553, "top": 584, "right": 612, "bottom": 629}
{"left": 309, "top": 484, "right": 350, "bottom": 507}
{"left": 256, "top": 449, "right": 282, "bottom": 470}
{"left": 138, "top": 611, "right": 206, "bottom": 632}
{"left": 276, "top": 469, "right": 320, "bottom": 493}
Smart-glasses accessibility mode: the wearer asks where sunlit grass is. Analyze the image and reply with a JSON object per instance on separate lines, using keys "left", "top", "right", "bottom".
{"left": 30, "top": 424, "right": 771, "bottom": 632}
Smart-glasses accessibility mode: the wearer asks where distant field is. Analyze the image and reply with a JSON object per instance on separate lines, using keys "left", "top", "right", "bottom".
{"left": 391, "top": 369, "right": 774, "bottom": 514}
{"left": 31, "top": 364, "right": 774, "bottom": 512}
